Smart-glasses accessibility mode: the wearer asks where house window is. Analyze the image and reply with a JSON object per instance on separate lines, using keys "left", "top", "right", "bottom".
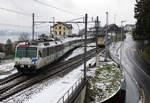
{"left": 63, "top": 32, "right": 65, "bottom": 35}
{"left": 59, "top": 26, "right": 61, "bottom": 29}
{"left": 63, "top": 27, "right": 65, "bottom": 30}
{"left": 55, "top": 27, "right": 57, "bottom": 29}
{"left": 59, "top": 31, "right": 61, "bottom": 35}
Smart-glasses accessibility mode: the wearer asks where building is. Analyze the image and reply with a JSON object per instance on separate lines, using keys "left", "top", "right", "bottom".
{"left": 53, "top": 22, "right": 73, "bottom": 36}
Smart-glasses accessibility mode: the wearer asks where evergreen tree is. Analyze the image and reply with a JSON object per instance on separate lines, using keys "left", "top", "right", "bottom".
{"left": 5, "top": 39, "right": 13, "bottom": 55}
{"left": 134, "top": 0, "right": 150, "bottom": 40}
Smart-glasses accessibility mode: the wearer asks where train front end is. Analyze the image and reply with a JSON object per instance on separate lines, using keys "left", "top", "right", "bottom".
{"left": 14, "top": 44, "right": 38, "bottom": 73}
{"left": 97, "top": 38, "right": 105, "bottom": 47}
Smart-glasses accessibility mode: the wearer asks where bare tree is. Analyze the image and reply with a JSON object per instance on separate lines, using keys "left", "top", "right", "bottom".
{"left": 18, "top": 32, "right": 30, "bottom": 42}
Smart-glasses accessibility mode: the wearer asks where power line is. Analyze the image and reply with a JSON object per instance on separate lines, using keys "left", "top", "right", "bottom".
{"left": 33, "top": 0, "right": 81, "bottom": 16}
{"left": 10, "top": 0, "right": 32, "bottom": 13}
{"left": 65, "top": 17, "right": 84, "bottom": 22}
{"left": 0, "top": 6, "right": 31, "bottom": 16}
{"left": 0, "top": 23, "right": 31, "bottom": 28}
{"left": 35, "top": 25, "right": 50, "bottom": 29}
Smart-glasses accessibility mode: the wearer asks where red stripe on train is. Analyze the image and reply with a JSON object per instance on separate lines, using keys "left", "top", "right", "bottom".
{"left": 18, "top": 45, "right": 30, "bottom": 47}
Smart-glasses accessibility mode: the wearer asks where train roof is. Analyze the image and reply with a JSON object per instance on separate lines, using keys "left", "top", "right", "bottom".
{"left": 16, "top": 37, "right": 82, "bottom": 48}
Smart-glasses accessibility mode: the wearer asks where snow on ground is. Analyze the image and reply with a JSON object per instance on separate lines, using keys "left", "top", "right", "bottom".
{"left": 87, "top": 56, "right": 121, "bottom": 103}
{"left": 0, "top": 62, "right": 15, "bottom": 72}
{"left": 0, "top": 60, "right": 17, "bottom": 79}
{"left": 25, "top": 58, "right": 96, "bottom": 103}
{"left": 3, "top": 57, "right": 96, "bottom": 103}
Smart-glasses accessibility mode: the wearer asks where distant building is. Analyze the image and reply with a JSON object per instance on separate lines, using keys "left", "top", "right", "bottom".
{"left": 124, "top": 24, "right": 135, "bottom": 32}
{"left": 53, "top": 22, "right": 73, "bottom": 36}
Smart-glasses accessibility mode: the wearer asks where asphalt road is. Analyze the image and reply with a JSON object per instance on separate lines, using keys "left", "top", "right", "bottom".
{"left": 121, "top": 34, "right": 150, "bottom": 103}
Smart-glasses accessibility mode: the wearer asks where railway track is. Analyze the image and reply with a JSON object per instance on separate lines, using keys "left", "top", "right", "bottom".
{"left": 0, "top": 48, "right": 103, "bottom": 101}
{"left": 0, "top": 73, "right": 22, "bottom": 85}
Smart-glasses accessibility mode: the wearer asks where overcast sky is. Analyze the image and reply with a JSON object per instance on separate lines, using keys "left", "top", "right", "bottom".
{"left": 0, "top": 0, "right": 136, "bottom": 32}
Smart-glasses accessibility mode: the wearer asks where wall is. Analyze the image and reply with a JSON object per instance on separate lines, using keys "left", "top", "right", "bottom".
{"left": 73, "top": 86, "right": 86, "bottom": 103}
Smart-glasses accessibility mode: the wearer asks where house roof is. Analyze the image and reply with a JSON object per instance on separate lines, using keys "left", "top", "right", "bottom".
{"left": 53, "top": 22, "right": 73, "bottom": 29}
{"left": 125, "top": 24, "right": 135, "bottom": 27}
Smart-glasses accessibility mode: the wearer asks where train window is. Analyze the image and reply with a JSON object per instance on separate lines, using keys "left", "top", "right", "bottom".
{"left": 50, "top": 47, "right": 52, "bottom": 54}
{"left": 49, "top": 47, "right": 51, "bottom": 55}
{"left": 41, "top": 49, "right": 44, "bottom": 57}
{"left": 45, "top": 48, "right": 47, "bottom": 57}
{"left": 51, "top": 47, "right": 54, "bottom": 54}
{"left": 42, "top": 48, "right": 47, "bottom": 57}
{"left": 47, "top": 48, "right": 49, "bottom": 56}
{"left": 38, "top": 51, "right": 42, "bottom": 57}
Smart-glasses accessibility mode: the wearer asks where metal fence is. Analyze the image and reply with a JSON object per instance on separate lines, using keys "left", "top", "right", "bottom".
{"left": 57, "top": 76, "right": 84, "bottom": 103}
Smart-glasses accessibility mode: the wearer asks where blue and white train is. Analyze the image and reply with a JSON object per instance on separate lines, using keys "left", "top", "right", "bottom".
{"left": 14, "top": 38, "right": 92, "bottom": 73}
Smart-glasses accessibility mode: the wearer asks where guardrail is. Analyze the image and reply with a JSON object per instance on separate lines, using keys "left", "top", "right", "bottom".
{"left": 57, "top": 76, "right": 85, "bottom": 103}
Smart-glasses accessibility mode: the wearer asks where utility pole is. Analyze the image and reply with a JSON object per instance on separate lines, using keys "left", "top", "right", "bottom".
{"left": 32, "top": 13, "right": 35, "bottom": 41}
{"left": 50, "top": 25, "right": 51, "bottom": 35}
{"left": 114, "top": 14, "right": 116, "bottom": 24}
{"left": 121, "top": 21, "right": 125, "bottom": 41}
{"left": 120, "top": 21, "right": 125, "bottom": 62}
{"left": 120, "top": 20, "right": 126, "bottom": 74}
{"left": 50, "top": 17, "right": 55, "bottom": 38}
{"left": 52, "top": 17, "right": 55, "bottom": 38}
{"left": 95, "top": 16, "right": 100, "bottom": 67}
{"left": 105, "top": 12, "right": 108, "bottom": 61}
{"left": 84, "top": 14, "right": 88, "bottom": 78}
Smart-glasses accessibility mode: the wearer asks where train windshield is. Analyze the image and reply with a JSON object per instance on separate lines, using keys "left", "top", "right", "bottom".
{"left": 16, "top": 47, "right": 37, "bottom": 58}
{"left": 98, "top": 34, "right": 105, "bottom": 38}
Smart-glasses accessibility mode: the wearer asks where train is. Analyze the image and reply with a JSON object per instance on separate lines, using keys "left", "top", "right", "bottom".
{"left": 14, "top": 38, "right": 93, "bottom": 73}
{"left": 97, "top": 34, "right": 105, "bottom": 47}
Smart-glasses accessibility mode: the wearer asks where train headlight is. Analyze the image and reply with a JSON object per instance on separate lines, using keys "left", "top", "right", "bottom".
{"left": 21, "top": 65, "right": 24, "bottom": 68}
{"left": 32, "top": 62, "right": 35, "bottom": 64}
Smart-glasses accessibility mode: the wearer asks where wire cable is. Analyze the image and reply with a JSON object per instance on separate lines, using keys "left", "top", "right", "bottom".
{"left": 65, "top": 17, "right": 84, "bottom": 22}
{"left": 33, "top": 0, "right": 82, "bottom": 16}
{"left": 9, "top": 0, "right": 32, "bottom": 14}
{"left": 0, "top": 22, "right": 31, "bottom": 28}
{"left": 35, "top": 25, "right": 50, "bottom": 29}
{"left": 0, "top": 6, "right": 31, "bottom": 16}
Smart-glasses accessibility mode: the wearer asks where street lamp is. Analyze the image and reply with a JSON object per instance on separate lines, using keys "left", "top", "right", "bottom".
{"left": 105, "top": 12, "right": 109, "bottom": 61}
{"left": 95, "top": 16, "right": 100, "bottom": 67}
{"left": 120, "top": 20, "right": 126, "bottom": 72}
{"left": 121, "top": 21, "right": 126, "bottom": 41}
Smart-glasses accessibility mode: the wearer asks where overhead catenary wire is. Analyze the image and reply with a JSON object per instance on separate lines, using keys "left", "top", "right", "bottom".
{"left": 0, "top": 6, "right": 31, "bottom": 16}
{"left": 35, "top": 24, "right": 50, "bottom": 29}
{"left": 33, "top": 0, "right": 82, "bottom": 16}
{"left": 65, "top": 17, "right": 84, "bottom": 22}
{"left": 9, "top": 0, "right": 31, "bottom": 13}
{"left": 0, "top": 22, "right": 31, "bottom": 28}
